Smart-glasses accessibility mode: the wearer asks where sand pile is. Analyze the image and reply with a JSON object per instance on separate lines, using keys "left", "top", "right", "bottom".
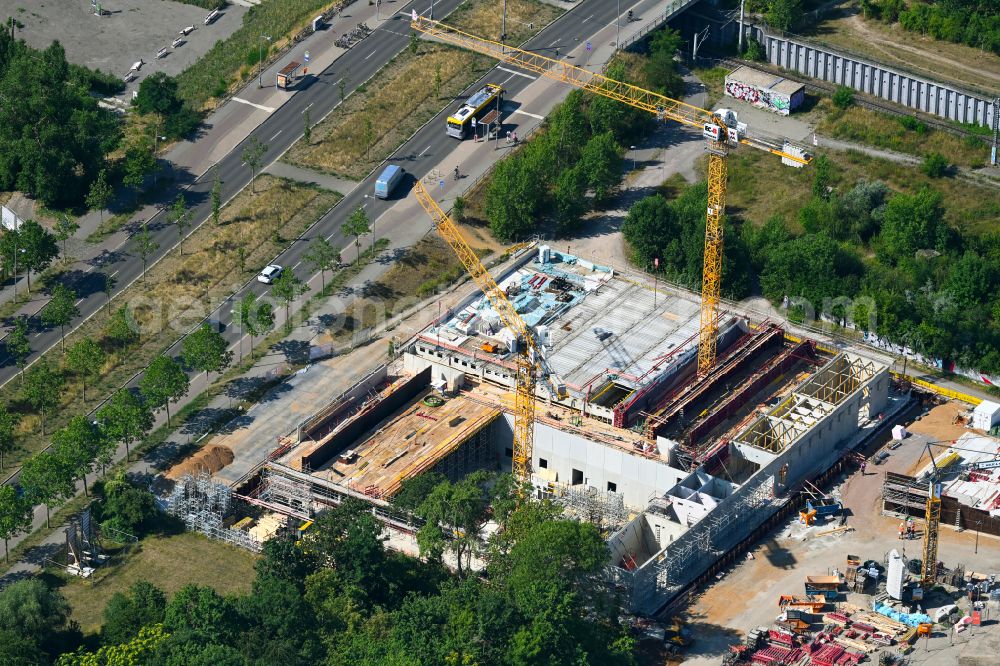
{"left": 166, "top": 445, "right": 235, "bottom": 480}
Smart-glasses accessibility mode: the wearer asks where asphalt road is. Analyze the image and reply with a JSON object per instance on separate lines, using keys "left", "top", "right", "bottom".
{"left": 0, "top": 0, "right": 630, "bottom": 411}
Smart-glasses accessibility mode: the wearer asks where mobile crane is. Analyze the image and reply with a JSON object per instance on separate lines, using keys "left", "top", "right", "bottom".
{"left": 409, "top": 15, "right": 811, "bottom": 378}
{"left": 918, "top": 441, "right": 1000, "bottom": 586}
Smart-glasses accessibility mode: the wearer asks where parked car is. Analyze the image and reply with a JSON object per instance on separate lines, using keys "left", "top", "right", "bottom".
{"left": 258, "top": 264, "right": 283, "bottom": 284}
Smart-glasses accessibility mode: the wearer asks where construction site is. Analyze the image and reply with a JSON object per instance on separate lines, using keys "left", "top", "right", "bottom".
{"left": 218, "top": 240, "right": 907, "bottom": 619}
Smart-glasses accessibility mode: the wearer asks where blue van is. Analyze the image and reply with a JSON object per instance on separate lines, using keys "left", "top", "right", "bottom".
{"left": 374, "top": 164, "right": 405, "bottom": 199}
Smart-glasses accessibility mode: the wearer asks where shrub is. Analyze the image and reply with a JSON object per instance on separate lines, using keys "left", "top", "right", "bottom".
{"left": 898, "top": 115, "right": 927, "bottom": 134}
{"left": 832, "top": 86, "right": 855, "bottom": 109}
{"left": 921, "top": 152, "right": 948, "bottom": 178}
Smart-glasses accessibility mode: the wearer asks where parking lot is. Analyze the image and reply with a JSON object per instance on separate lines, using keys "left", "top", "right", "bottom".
{"left": 0, "top": 0, "right": 246, "bottom": 99}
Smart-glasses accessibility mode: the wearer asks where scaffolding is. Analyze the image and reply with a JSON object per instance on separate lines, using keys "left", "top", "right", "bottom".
{"left": 432, "top": 423, "right": 496, "bottom": 483}
{"left": 65, "top": 507, "right": 105, "bottom": 576}
{"left": 554, "top": 483, "right": 630, "bottom": 532}
{"left": 166, "top": 473, "right": 264, "bottom": 553}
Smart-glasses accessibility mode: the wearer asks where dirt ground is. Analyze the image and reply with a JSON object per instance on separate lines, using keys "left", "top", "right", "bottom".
{"left": 676, "top": 401, "right": 1000, "bottom": 665}
{"left": 0, "top": 0, "right": 246, "bottom": 99}
{"left": 166, "top": 444, "right": 234, "bottom": 479}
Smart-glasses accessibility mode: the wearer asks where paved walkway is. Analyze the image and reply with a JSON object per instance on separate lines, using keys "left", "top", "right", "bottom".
{"left": 264, "top": 161, "right": 359, "bottom": 195}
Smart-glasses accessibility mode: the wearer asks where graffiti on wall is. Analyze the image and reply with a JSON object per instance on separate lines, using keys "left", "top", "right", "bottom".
{"left": 725, "top": 81, "right": 790, "bottom": 114}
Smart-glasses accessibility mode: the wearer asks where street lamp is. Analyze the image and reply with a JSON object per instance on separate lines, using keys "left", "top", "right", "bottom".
{"left": 630, "top": 145, "right": 636, "bottom": 170}
{"left": 11, "top": 245, "right": 25, "bottom": 300}
{"left": 364, "top": 194, "right": 377, "bottom": 251}
{"left": 258, "top": 35, "right": 272, "bottom": 88}
{"left": 616, "top": 0, "right": 621, "bottom": 48}
{"left": 502, "top": 0, "right": 507, "bottom": 54}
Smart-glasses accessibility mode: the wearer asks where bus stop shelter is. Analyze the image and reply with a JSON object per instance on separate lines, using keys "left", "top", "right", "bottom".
{"left": 276, "top": 61, "right": 303, "bottom": 90}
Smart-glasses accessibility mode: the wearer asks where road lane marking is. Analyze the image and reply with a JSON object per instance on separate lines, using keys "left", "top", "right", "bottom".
{"left": 511, "top": 108, "right": 544, "bottom": 120}
{"left": 270, "top": 129, "right": 283, "bottom": 141}
{"left": 302, "top": 102, "right": 313, "bottom": 114}
{"left": 501, "top": 73, "right": 516, "bottom": 85}
{"left": 364, "top": 49, "right": 377, "bottom": 60}
{"left": 582, "top": 14, "right": 593, "bottom": 23}
{"left": 232, "top": 97, "right": 276, "bottom": 112}
{"left": 497, "top": 66, "right": 536, "bottom": 80}
{"left": 418, "top": 144, "right": 432, "bottom": 157}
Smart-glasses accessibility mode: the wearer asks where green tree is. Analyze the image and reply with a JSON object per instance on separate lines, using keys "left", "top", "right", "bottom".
{"left": 303, "top": 237, "right": 340, "bottom": 291}
{"left": 579, "top": 131, "right": 621, "bottom": 204}
{"left": 548, "top": 90, "right": 590, "bottom": 170}
{"left": 553, "top": 165, "right": 589, "bottom": 234}
{"left": 0, "top": 403, "right": 18, "bottom": 470}
{"left": 451, "top": 196, "right": 465, "bottom": 223}
{"left": 433, "top": 62, "right": 442, "bottom": 98}
{"left": 0, "top": 579, "right": 70, "bottom": 637}
{"left": 19, "top": 450, "right": 75, "bottom": 527}
{"left": 7, "top": 316, "right": 30, "bottom": 382}
{"left": 181, "top": 323, "right": 233, "bottom": 376}
{"left": 164, "top": 584, "right": 237, "bottom": 643}
{"left": 134, "top": 72, "right": 182, "bottom": 116}
{"left": 86, "top": 168, "right": 113, "bottom": 223}
{"left": 41, "top": 283, "right": 79, "bottom": 350}
{"left": 232, "top": 295, "right": 274, "bottom": 361}
{"left": 103, "top": 271, "right": 117, "bottom": 313}
{"left": 106, "top": 304, "right": 139, "bottom": 348}
{"left": 59, "top": 624, "right": 168, "bottom": 665}
{"left": 621, "top": 194, "right": 680, "bottom": 268}
{"left": 339, "top": 76, "right": 347, "bottom": 104}
{"left": 65, "top": 338, "right": 105, "bottom": 404}
{"left": 876, "top": 188, "right": 950, "bottom": 264}
{"left": 123, "top": 141, "right": 157, "bottom": 192}
{"left": 644, "top": 27, "right": 684, "bottom": 97}
{"left": 0, "top": 630, "right": 45, "bottom": 666}
{"left": 0, "top": 484, "right": 32, "bottom": 561}
{"left": 52, "top": 415, "right": 103, "bottom": 495}
{"left": 342, "top": 207, "right": 371, "bottom": 264}
{"left": 139, "top": 355, "right": 189, "bottom": 426}
{"left": 767, "top": 0, "right": 804, "bottom": 31}
{"left": 812, "top": 154, "right": 833, "bottom": 199}
{"left": 101, "top": 580, "right": 166, "bottom": 646}
{"left": 303, "top": 106, "right": 312, "bottom": 145}
{"left": 416, "top": 472, "right": 493, "bottom": 576}
{"left": 97, "top": 389, "right": 153, "bottom": 462}
{"left": 54, "top": 215, "right": 79, "bottom": 258}
{"left": 303, "top": 498, "right": 386, "bottom": 605}
{"left": 18, "top": 220, "right": 59, "bottom": 293}
{"left": 22, "top": 358, "right": 63, "bottom": 433}
{"left": 484, "top": 157, "right": 542, "bottom": 241}
{"left": 761, "top": 233, "right": 863, "bottom": 308}
{"left": 94, "top": 475, "right": 160, "bottom": 536}
{"left": 391, "top": 472, "right": 447, "bottom": 513}
{"left": 271, "top": 270, "right": 309, "bottom": 331}
{"left": 210, "top": 176, "right": 222, "bottom": 226}
{"left": 241, "top": 137, "right": 268, "bottom": 193}
{"left": 132, "top": 223, "right": 159, "bottom": 282}
{"left": 169, "top": 193, "right": 193, "bottom": 255}
{"left": 255, "top": 538, "right": 317, "bottom": 593}
{"left": 832, "top": 85, "right": 854, "bottom": 109}
{"left": 363, "top": 116, "right": 375, "bottom": 161}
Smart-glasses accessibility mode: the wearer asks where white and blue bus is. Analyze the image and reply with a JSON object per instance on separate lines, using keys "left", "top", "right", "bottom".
{"left": 446, "top": 83, "right": 504, "bottom": 139}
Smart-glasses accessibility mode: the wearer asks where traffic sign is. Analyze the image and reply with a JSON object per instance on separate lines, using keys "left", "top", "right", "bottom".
{"left": 471, "top": 117, "right": 477, "bottom": 127}
{"left": 439, "top": 180, "right": 445, "bottom": 190}
{"left": 585, "top": 41, "right": 592, "bottom": 52}
{"left": 304, "top": 50, "right": 311, "bottom": 62}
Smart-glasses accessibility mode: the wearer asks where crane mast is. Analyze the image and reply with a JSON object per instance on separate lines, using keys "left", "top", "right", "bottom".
{"left": 409, "top": 15, "right": 809, "bottom": 377}
{"left": 412, "top": 180, "right": 537, "bottom": 481}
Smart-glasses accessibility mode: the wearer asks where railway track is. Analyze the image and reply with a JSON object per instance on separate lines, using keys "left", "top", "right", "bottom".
{"left": 710, "top": 55, "right": 994, "bottom": 145}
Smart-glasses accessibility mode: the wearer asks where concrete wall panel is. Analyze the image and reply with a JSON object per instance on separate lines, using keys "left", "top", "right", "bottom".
{"left": 757, "top": 27, "right": 996, "bottom": 128}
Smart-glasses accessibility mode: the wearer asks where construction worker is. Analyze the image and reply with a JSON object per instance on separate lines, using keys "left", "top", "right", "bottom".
{"left": 860, "top": 460, "right": 867, "bottom": 475}
{"left": 899, "top": 522, "right": 906, "bottom": 540}
{"left": 907, "top": 517, "right": 915, "bottom": 538}
{"left": 453, "top": 166, "right": 460, "bottom": 181}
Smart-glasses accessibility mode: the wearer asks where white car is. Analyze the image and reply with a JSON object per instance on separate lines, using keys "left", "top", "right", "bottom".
{"left": 258, "top": 264, "right": 283, "bottom": 284}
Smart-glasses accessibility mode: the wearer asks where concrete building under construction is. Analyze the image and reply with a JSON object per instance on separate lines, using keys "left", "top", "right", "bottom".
{"left": 238, "top": 246, "right": 899, "bottom": 615}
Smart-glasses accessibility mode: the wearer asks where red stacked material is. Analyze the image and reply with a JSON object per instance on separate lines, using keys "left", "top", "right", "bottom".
{"left": 810, "top": 643, "right": 845, "bottom": 666}
{"left": 851, "top": 622, "right": 875, "bottom": 633}
{"left": 823, "top": 612, "right": 850, "bottom": 626}
{"left": 835, "top": 653, "right": 862, "bottom": 665}
{"left": 769, "top": 629, "right": 795, "bottom": 646}
{"left": 751, "top": 646, "right": 792, "bottom": 664}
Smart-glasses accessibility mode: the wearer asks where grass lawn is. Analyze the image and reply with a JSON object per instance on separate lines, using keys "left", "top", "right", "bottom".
{"left": 447, "top": 0, "right": 564, "bottom": 46}
{"left": 44, "top": 531, "right": 257, "bottom": 636}
{"left": 285, "top": 43, "right": 492, "bottom": 180}
{"left": 3, "top": 176, "right": 339, "bottom": 467}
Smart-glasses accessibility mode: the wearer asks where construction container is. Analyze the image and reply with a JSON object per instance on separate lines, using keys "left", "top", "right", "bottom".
{"left": 973, "top": 400, "right": 1000, "bottom": 431}
{"left": 807, "top": 496, "right": 842, "bottom": 517}
{"left": 724, "top": 65, "right": 805, "bottom": 116}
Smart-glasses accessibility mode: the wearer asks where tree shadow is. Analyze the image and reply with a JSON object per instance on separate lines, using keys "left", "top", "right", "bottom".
{"left": 271, "top": 339, "right": 311, "bottom": 363}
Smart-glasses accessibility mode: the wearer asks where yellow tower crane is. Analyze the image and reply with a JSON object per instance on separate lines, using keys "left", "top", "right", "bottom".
{"left": 412, "top": 180, "right": 540, "bottom": 481}
{"left": 409, "top": 16, "right": 811, "bottom": 376}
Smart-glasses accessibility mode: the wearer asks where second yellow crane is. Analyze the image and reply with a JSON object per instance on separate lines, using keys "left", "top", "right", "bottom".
{"left": 410, "top": 16, "right": 811, "bottom": 377}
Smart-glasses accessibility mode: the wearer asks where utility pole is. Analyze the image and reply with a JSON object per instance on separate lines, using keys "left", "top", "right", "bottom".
{"left": 739, "top": 0, "right": 746, "bottom": 53}
{"left": 430, "top": 0, "right": 435, "bottom": 20}
{"left": 991, "top": 96, "right": 999, "bottom": 166}
{"left": 616, "top": 0, "right": 621, "bottom": 48}
{"left": 502, "top": 0, "right": 507, "bottom": 54}
{"left": 258, "top": 35, "right": 272, "bottom": 88}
